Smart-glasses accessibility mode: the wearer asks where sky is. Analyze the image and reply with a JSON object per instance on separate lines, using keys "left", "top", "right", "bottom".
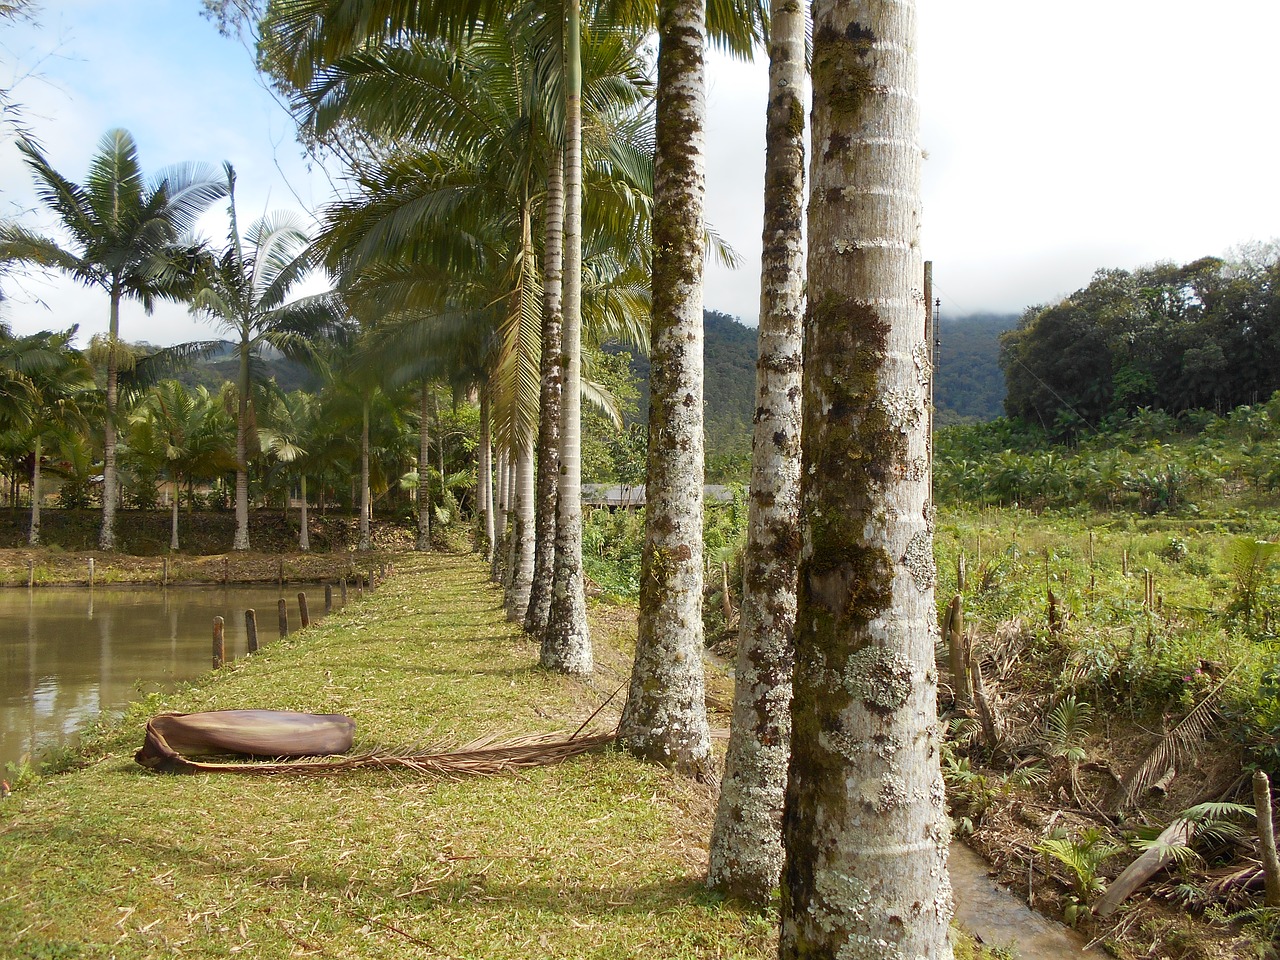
{"left": 2, "top": 0, "right": 1279, "bottom": 346}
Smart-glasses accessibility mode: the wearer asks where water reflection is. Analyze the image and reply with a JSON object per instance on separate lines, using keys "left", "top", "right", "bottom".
{"left": 0, "top": 584, "right": 337, "bottom": 770}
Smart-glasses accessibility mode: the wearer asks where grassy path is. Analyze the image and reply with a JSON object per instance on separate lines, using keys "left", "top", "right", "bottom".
{"left": 0, "top": 552, "right": 772, "bottom": 959}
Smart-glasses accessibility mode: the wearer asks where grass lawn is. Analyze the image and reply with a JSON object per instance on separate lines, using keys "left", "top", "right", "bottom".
{"left": 0, "top": 552, "right": 774, "bottom": 959}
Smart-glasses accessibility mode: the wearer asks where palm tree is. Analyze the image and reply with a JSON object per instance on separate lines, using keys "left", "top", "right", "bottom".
{"left": 189, "top": 165, "right": 341, "bottom": 550}
{"left": 707, "top": 0, "right": 807, "bottom": 905}
{"left": 124, "top": 380, "right": 236, "bottom": 550}
{"left": 0, "top": 129, "right": 226, "bottom": 549}
{"left": 778, "top": 1, "right": 953, "bottom": 956}
{"left": 258, "top": 388, "right": 320, "bottom": 551}
{"left": 0, "top": 327, "right": 95, "bottom": 545}
{"left": 616, "top": 0, "right": 715, "bottom": 777}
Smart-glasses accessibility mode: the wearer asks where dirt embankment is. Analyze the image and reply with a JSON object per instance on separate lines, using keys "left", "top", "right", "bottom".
{"left": 0, "top": 508, "right": 419, "bottom": 585}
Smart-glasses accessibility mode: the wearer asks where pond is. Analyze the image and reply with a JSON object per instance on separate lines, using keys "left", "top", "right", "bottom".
{"left": 0, "top": 583, "right": 342, "bottom": 771}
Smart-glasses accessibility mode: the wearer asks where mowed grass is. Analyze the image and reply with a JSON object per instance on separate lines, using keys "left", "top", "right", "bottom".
{"left": 0, "top": 552, "right": 774, "bottom": 959}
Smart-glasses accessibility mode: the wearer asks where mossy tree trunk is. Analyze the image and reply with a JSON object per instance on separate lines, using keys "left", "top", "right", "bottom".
{"left": 526, "top": 149, "right": 564, "bottom": 637}
{"left": 505, "top": 430, "right": 537, "bottom": 621}
{"left": 543, "top": 6, "right": 593, "bottom": 677}
{"left": 617, "top": 0, "right": 711, "bottom": 778}
{"left": 707, "top": 0, "right": 807, "bottom": 904}
{"left": 778, "top": 1, "right": 953, "bottom": 957}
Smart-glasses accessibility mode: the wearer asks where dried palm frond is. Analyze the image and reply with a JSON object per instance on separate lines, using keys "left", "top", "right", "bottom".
{"left": 1110, "top": 671, "right": 1236, "bottom": 812}
{"left": 142, "top": 727, "right": 616, "bottom": 777}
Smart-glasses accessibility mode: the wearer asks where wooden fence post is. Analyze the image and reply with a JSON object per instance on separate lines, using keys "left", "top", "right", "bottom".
{"left": 298, "top": 591, "right": 310, "bottom": 629}
{"left": 88, "top": 557, "right": 95, "bottom": 587}
{"left": 324, "top": 583, "right": 333, "bottom": 613}
{"left": 212, "top": 616, "right": 225, "bottom": 669}
{"left": 162, "top": 556, "right": 169, "bottom": 587}
{"left": 245, "top": 608, "right": 259, "bottom": 654}
{"left": 1254, "top": 770, "right": 1280, "bottom": 907}
{"left": 340, "top": 578, "right": 348, "bottom": 604}
{"left": 278, "top": 598, "right": 289, "bottom": 638}
{"left": 27, "top": 559, "right": 34, "bottom": 588}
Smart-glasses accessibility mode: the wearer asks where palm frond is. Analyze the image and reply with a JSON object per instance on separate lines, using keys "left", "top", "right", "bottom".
{"left": 1111, "top": 670, "right": 1235, "bottom": 811}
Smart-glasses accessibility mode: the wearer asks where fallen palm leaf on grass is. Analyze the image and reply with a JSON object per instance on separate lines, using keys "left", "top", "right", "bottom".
{"left": 136, "top": 710, "right": 615, "bottom": 776}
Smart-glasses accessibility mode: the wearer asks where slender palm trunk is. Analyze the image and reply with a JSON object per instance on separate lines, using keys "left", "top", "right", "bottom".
{"left": 232, "top": 340, "right": 251, "bottom": 551}
{"left": 526, "top": 150, "right": 565, "bottom": 636}
{"left": 28, "top": 434, "right": 41, "bottom": 546}
{"left": 359, "top": 398, "right": 371, "bottom": 552}
{"left": 543, "top": 6, "right": 592, "bottom": 676}
{"left": 417, "top": 385, "right": 432, "bottom": 551}
{"left": 99, "top": 289, "right": 121, "bottom": 551}
{"left": 170, "top": 475, "right": 180, "bottom": 551}
{"left": 505, "top": 431, "right": 536, "bottom": 620}
{"left": 492, "top": 446, "right": 509, "bottom": 582}
{"left": 707, "top": 0, "right": 808, "bottom": 904}
{"left": 779, "top": 2, "right": 952, "bottom": 957}
{"left": 617, "top": 0, "right": 711, "bottom": 777}
{"left": 480, "top": 388, "right": 495, "bottom": 562}
{"left": 299, "top": 474, "right": 310, "bottom": 551}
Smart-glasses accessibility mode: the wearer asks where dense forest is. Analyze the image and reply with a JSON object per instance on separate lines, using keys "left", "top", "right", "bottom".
{"left": 934, "top": 312, "right": 1016, "bottom": 424}
{"left": 1001, "top": 246, "right": 1280, "bottom": 437}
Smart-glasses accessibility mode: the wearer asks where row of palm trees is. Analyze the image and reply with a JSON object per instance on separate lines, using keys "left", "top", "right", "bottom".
{"left": 3, "top": 0, "right": 953, "bottom": 953}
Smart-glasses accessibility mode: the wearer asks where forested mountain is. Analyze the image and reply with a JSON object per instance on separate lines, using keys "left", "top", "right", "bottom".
{"left": 934, "top": 313, "right": 1017, "bottom": 424}
{"left": 1000, "top": 248, "right": 1280, "bottom": 437}
{"left": 162, "top": 342, "right": 324, "bottom": 395}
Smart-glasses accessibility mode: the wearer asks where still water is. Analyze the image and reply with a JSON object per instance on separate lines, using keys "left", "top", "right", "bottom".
{"left": 0, "top": 584, "right": 339, "bottom": 770}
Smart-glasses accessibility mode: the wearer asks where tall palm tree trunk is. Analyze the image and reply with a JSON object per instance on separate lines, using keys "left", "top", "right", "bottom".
{"left": 707, "top": 0, "right": 807, "bottom": 904}
{"left": 617, "top": 0, "right": 712, "bottom": 778}
{"left": 417, "top": 385, "right": 432, "bottom": 551}
{"left": 492, "top": 446, "right": 509, "bottom": 582}
{"left": 170, "top": 476, "right": 180, "bottom": 551}
{"left": 505, "top": 431, "right": 536, "bottom": 620}
{"left": 359, "top": 398, "right": 371, "bottom": 552}
{"left": 99, "top": 291, "right": 121, "bottom": 551}
{"left": 480, "top": 388, "right": 495, "bottom": 562}
{"left": 28, "top": 434, "right": 41, "bottom": 546}
{"left": 526, "top": 150, "right": 565, "bottom": 637}
{"left": 543, "top": 6, "right": 593, "bottom": 676}
{"left": 299, "top": 474, "right": 310, "bottom": 551}
{"left": 779, "top": 2, "right": 952, "bottom": 957}
{"left": 233, "top": 341, "right": 251, "bottom": 551}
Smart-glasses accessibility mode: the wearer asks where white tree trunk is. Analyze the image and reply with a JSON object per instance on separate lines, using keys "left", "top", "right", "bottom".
{"left": 617, "top": 0, "right": 711, "bottom": 778}
{"left": 707, "top": 0, "right": 807, "bottom": 904}
{"left": 505, "top": 430, "right": 536, "bottom": 620}
{"left": 99, "top": 292, "right": 120, "bottom": 551}
{"left": 170, "top": 479, "right": 179, "bottom": 551}
{"left": 492, "top": 448, "right": 509, "bottom": 583}
{"left": 778, "top": 2, "right": 953, "bottom": 957}
{"left": 28, "top": 434, "right": 41, "bottom": 546}
{"left": 299, "top": 474, "right": 310, "bottom": 552}
{"left": 232, "top": 341, "right": 251, "bottom": 551}
{"left": 543, "top": 12, "right": 593, "bottom": 677}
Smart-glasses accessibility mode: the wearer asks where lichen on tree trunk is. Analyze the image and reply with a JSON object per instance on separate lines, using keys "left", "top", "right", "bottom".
{"left": 707, "top": 0, "right": 807, "bottom": 905}
{"left": 543, "top": 10, "right": 593, "bottom": 678}
{"left": 616, "top": 0, "right": 712, "bottom": 779}
{"left": 778, "top": 1, "right": 953, "bottom": 957}
{"left": 526, "top": 150, "right": 564, "bottom": 637}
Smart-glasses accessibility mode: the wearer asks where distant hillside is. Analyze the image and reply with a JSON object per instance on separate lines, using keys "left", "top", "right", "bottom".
{"left": 616, "top": 310, "right": 759, "bottom": 469}
{"left": 934, "top": 312, "right": 1017, "bottom": 424}
{"left": 170, "top": 342, "right": 324, "bottom": 395}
